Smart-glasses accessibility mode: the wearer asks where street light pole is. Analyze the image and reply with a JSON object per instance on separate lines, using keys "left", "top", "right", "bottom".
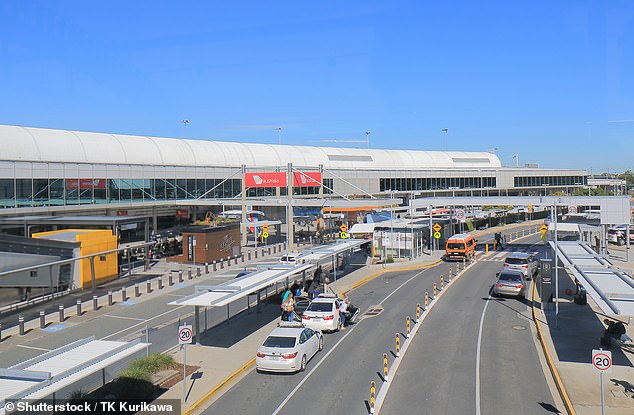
{"left": 181, "top": 119, "right": 189, "bottom": 138}
{"left": 276, "top": 127, "right": 282, "bottom": 145}
{"left": 554, "top": 198, "right": 560, "bottom": 328}
{"left": 441, "top": 128, "right": 448, "bottom": 151}
{"left": 390, "top": 190, "right": 394, "bottom": 260}
{"left": 365, "top": 131, "right": 371, "bottom": 148}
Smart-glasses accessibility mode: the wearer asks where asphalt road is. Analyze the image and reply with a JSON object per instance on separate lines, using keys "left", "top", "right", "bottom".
{"left": 381, "top": 235, "right": 560, "bottom": 415}
{"left": 203, "top": 260, "right": 457, "bottom": 415}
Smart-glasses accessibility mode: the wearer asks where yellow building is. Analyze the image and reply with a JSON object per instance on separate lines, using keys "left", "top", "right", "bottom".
{"left": 32, "top": 229, "right": 118, "bottom": 289}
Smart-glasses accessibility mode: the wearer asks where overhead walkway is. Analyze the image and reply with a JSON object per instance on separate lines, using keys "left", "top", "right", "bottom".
{"left": 0, "top": 337, "right": 147, "bottom": 412}
{"left": 553, "top": 241, "right": 634, "bottom": 316}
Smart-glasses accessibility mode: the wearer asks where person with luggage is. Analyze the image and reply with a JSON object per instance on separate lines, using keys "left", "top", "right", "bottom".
{"left": 339, "top": 297, "right": 348, "bottom": 330}
{"left": 601, "top": 318, "right": 626, "bottom": 347}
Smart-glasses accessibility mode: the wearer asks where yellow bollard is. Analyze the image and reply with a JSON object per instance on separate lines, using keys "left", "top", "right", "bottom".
{"left": 424, "top": 292, "right": 429, "bottom": 309}
{"left": 395, "top": 333, "right": 401, "bottom": 357}
{"left": 448, "top": 268, "right": 453, "bottom": 281}
{"left": 383, "top": 353, "right": 389, "bottom": 381}
{"left": 493, "top": 240, "right": 497, "bottom": 250}
{"left": 416, "top": 303, "right": 421, "bottom": 320}
{"left": 406, "top": 316, "right": 411, "bottom": 338}
{"left": 433, "top": 283, "right": 437, "bottom": 298}
{"left": 456, "top": 263, "right": 459, "bottom": 274}
{"left": 370, "top": 381, "right": 376, "bottom": 414}
{"left": 486, "top": 243, "right": 489, "bottom": 254}
{"left": 440, "top": 276, "right": 444, "bottom": 290}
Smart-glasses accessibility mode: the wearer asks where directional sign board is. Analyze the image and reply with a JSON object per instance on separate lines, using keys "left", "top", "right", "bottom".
{"left": 262, "top": 224, "right": 269, "bottom": 232}
{"left": 592, "top": 349, "right": 612, "bottom": 373}
{"left": 340, "top": 231, "right": 348, "bottom": 239}
{"left": 432, "top": 223, "right": 442, "bottom": 232}
{"left": 455, "top": 209, "right": 465, "bottom": 220}
{"left": 262, "top": 231, "right": 269, "bottom": 239}
{"left": 433, "top": 231, "right": 441, "bottom": 239}
{"left": 178, "top": 325, "right": 193, "bottom": 344}
{"left": 340, "top": 224, "right": 348, "bottom": 232}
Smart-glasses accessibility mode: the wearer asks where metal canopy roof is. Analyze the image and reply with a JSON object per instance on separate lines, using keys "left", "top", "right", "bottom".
{"left": 553, "top": 241, "right": 634, "bottom": 316}
{"left": 298, "top": 239, "right": 368, "bottom": 262}
{"left": 0, "top": 337, "right": 148, "bottom": 410}
{"left": 169, "top": 264, "right": 313, "bottom": 308}
{"left": 0, "top": 215, "right": 148, "bottom": 226}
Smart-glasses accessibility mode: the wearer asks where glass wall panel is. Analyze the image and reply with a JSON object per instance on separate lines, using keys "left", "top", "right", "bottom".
{"left": 33, "top": 179, "right": 49, "bottom": 206}
{"left": 0, "top": 179, "right": 15, "bottom": 208}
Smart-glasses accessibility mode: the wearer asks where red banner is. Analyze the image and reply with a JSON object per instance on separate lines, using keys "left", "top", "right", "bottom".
{"left": 293, "top": 172, "right": 322, "bottom": 187}
{"left": 65, "top": 179, "right": 107, "bottom": 190}
{"left": 244, "top": 172, "right": 287, "bottom": 188}
{"left": 116, "top": 210, "right": 128, "bottom": 216}
{"left": 176, "top": 209, "right": 190, "bottom": 218}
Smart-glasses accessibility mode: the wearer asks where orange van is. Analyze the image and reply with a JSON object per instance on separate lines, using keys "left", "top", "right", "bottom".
{"left": 445, "top": 233, "right": 477, "bottom": 261}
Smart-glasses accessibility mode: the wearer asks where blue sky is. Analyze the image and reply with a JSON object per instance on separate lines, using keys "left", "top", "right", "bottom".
{"left": 1, "top": 1, "right": 633, "bottom": 172}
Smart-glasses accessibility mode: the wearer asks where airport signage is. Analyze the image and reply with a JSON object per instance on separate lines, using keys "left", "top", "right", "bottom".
{"left": 293, "top": 172, "right": 322, "bottom": 187}
{"left": 65, "top": 178, "right": 107, "bottom": 190}
{"left": 244, "top": 172, "right": 287, "bottom": 188}
{"left": 432, "top": 223, "right": 442, "bottom": 232}
{"left": 433, "top": 231, "right": 441, "bottom": 239}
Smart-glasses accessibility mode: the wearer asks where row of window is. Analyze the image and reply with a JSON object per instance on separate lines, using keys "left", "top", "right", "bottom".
{"left": 0, "top": 178, "right": 333, "bottom": 208}
{"left": 380, "top": 177, "right": 497, "bottom": 192}
{"left": 514, "top": 176, "right": 587, "bottom": 187}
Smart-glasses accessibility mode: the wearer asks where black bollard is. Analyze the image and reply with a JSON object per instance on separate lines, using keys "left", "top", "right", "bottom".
{"left": 76, "top": 299, "right": 82, "bottom": 316}
{"left": 19, "top": 316, "right": 25, "bottom": 336}
{"left": 108, "top": 290, "right": 114, "bottom": 306}
{"left": 121, "top": 287, "right": 127, "bottom": 303}
{"left": 58, "top": 304, "right": 65, "bottom": 322}
{"left": 40, "top": 310, "right": 46, "bottom": 328}
{"left": 135, "top": 284, "right": 140, "bottom": 297}
{"left": 93, "top": 295, "right": 98, "bottom": 311}
{"left": 147, "top": 280, "right": 152, "bottom": 293}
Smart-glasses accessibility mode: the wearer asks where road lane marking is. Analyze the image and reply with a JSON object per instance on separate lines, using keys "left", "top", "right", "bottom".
{"left": 103, "top": 314, "right": 146, "bottom": 321}
{"left": 270, "top": 267, "right": 432, "bottom": 415}
{"left": 475, "top": 294, "right": 492, "bottom": 415}
{"left": 16, "top": 344, "right": 51, "bottom": 352}
{"left": 101, "top": 305, "right": 186, "bottom": 340}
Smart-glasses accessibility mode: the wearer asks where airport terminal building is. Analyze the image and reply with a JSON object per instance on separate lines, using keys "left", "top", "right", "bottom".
{"left": 0, "top": 125, "right": 587, "bottom": 226}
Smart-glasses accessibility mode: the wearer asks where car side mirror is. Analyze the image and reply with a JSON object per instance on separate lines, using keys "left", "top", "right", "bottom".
{"left": 495, "top": 272, "right": 500, "bottom": 277}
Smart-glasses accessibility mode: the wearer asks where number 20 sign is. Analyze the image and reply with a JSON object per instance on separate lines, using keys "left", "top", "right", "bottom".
{"left": 592, "top": 349, "right": 612, "bottom": 373}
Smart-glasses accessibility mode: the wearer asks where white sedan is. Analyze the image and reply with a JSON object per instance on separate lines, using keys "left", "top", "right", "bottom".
{"left": 256, "top": 322, "right": 323, "bottom": 373}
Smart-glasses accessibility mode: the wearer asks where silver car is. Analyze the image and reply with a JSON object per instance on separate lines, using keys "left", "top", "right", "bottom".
{"left": 503, "top": 252, "right": 538, "bottom": 279}
{"left": 493, "top": 269, "right": 527, "bottom": 298}
{"left": 256, "top": 322, "right": 323, "bottom": 373}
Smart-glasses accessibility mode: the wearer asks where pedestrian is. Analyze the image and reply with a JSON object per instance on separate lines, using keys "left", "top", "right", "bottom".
{"left": 281, "top": 287, "right": 292, "bottom": 321}
{"left": 601, "top": 319, "right": 626, "bottom": 347}
{"left": 339, "top": 297, "right": 348, "bottom": 330}
{"left": 284, "top": 294, "right": 295, "bottom": 322}
{"left": 495, "top": 232, "right": 504, "bottom": 249}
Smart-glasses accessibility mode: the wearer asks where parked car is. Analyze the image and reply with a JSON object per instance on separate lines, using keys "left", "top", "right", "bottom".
{"left": 256, "top": 322, "right": 323, "bottom": 373}
{"left": 492, "top": 269, "right": 527, "bottom": 298}
{"left": 607, "top": 225, "right": 634, "bottom": 246}
{"left": 503, "top": 252, "right": 539, "bottom": 279}
{"left": 279, "top": 252, "right": 300, "bottom": 264}
{"left": 301, "top": 294, "right": 342, "bottom": 332}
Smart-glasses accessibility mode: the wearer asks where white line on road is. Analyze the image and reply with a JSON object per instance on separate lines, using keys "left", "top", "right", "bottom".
{"left": 475, "top": 294, "right": 492, "bottom": 415}
{"left": 103, "top": 314, "right": 146, "bottom": 321}
{"left": 16, "top": 344, "right": 51, "bottom": 352}
{"left": 101, "top": 305, "right": 186, "bottom": 340}
{"left": 270, "top": 267, "right": 431, "bottom": 415}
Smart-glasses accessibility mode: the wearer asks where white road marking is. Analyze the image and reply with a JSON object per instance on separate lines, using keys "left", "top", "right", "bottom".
{"left": 475, "top": 294, "right": 492, "bottom": 415}
{"left": 103, "top": 314, "right": 146, "bottom": 321}
{"left": 270, "top": 267, "right": 431, "bottom": 415}
{"left": 101, "top": 305, "right": 186, "bottom": 340}
{"left": 16, "top": 344, "right": 51, "bottom": 352}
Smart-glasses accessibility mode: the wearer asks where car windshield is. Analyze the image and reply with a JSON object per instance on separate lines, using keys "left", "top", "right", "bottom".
{"left": 505, "top": 258, "right": 527, "bottom": 265}
{"left": 447, "top": 243, "right": 464, "bottom": 249}
{"left": 307, "top": 302, "right": 333, "bottom": 312}
{"left": 263, "top": 336, "right": 296, "bottom": 348}
{"left": 498, "top": 273, "right": 521, "bottom": 282}
{"left": 280, "top": 256, "right": 295, "bottom": 262}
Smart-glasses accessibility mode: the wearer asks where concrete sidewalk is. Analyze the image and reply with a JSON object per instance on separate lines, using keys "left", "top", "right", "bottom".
{"left": 161, "top": 253, "right": 444, "bottom": 415}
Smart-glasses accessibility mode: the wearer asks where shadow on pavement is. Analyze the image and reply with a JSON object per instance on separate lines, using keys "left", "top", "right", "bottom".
{"left": 197, "top": 304, "right": 280, "bottom": 348}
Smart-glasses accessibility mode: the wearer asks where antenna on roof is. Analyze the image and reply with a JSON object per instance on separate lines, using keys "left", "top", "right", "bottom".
{"left": 181, "top": 119, "right": 189, "bottom": 139}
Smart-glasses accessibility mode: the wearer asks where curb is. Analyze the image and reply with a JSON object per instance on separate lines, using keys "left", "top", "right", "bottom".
{"left": 181, "top": 357, "right": 256, "bottom": 415}
{"left": 531, "top": 282, "right": 576, "bottom": 415}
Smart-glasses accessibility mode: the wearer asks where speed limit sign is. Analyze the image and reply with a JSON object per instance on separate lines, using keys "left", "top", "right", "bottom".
{"left": 592, "top": 349, "right": 612, "bottom": 372}
{"left": 179, "top": 325, "right": 193, "bottom": 344}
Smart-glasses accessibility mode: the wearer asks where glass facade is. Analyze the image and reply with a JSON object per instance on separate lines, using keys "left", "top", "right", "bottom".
{"left": 514, "top": 176, "right": 586, "bottom": 187}
{"left": 0, "top": 177, "right": 334, "bottom": 208}
{"left": 380, "top": 177, "right": 497, "bottom": 192}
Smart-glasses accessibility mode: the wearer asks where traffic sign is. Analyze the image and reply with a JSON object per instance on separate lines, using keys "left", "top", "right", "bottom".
{"left": 568, "top": 206, "right": 577, "bottom": 215}
{"left": 432, "top": 223, "right": 442, "bottom": 232}
{"left": 262, "top": 224, "right": 269, "bottom": 232}
{"left": 592, "top": 349, "right": 612, "bottom": 372}
{"left": 262, "top": 231, "right": 269, "bottom": 239}
{"left": 540, "top": 224, "right": 548, "bottom": 234}
{"left": 178, "top": 325, "right": 193, "bottom": 344}
{"left": 527, "top": 205, "right": 534, "bottom": 213}
{"left": 455, "top": 209, "right": 465, "bottom": 220}
{"left": 340, "top": 231, "right": 348, "bottom": 239}
{"left": 340, "top": 224, "right": 348, "bottom": 232}
{"left": 433, "top": 231, "right": 441, "bottom": 239}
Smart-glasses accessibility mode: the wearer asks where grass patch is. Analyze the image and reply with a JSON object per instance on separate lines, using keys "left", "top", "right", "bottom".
{"left": 119, "top": 353, "right": 177, "bottom": 382}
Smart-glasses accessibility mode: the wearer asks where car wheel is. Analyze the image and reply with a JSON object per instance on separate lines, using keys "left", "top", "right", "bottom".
{"left": 318, "top": 336, "right": 324, "bottom": 351}
{"left": 300, "top": 355, "right": 307, "bottom": 372}
{"left": 618, "top": 238, "right": 625, "bottom": 246}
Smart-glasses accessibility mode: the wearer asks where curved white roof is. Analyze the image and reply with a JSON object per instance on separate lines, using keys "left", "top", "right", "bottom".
{"left": 0, "top": 125, "right": 502, "bottom": 170}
